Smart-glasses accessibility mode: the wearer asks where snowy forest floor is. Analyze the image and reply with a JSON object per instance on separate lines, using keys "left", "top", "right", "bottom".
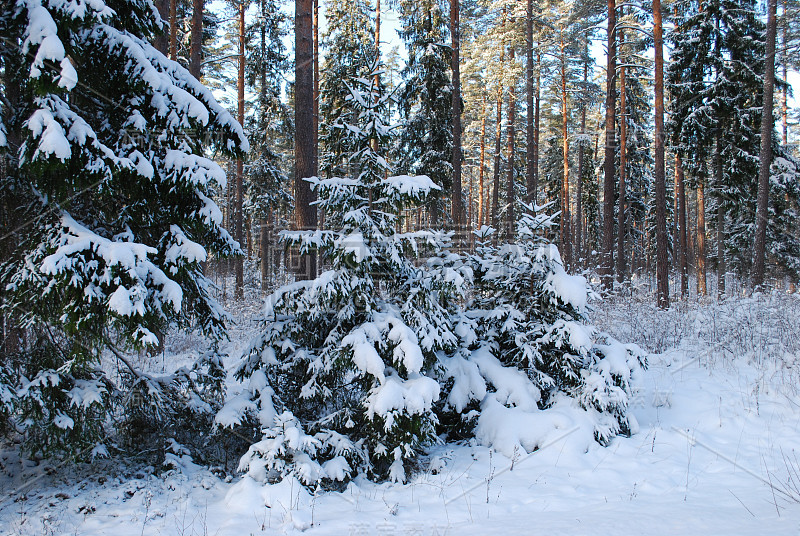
{"left": 3, "top": 282, "right": 800, "bottom": 536}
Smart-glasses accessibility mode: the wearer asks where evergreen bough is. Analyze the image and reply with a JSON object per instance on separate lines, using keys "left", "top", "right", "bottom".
{"left": 0, "top": 0, "right": 247, "bottom": 458}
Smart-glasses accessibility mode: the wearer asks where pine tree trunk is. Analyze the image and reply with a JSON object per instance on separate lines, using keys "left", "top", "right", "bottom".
{"left": 313, "top": 0, "right": 319, "bottom": 174}
{"left": 375, "top": 0, "right": 380, "bottom": 47}
{"left": 673, "top": 155, "right": 680, "bottom": 265}
{"left": 190, "top": 0, "right": 203, "bottom": 79}
{"left": 451, "top": 0, "right": 463, "bottom": 230}
{"left": 653, "top": 0, "right": 669, "bottom": 308}
{"left": 559, "top": 33, "right": 570, "bottom": 266}
{"left": 602, "top": 0, "right": 617, "bottom": 284}
{"left": 616, "top": 34, "right": 627, "bottom": 283}
{"left": 576, "top": 52, "right": 587, "bottom": 265}
{"left": 677, "top": 156, "right": 689, "bottom": 298}
{"left": 261, "top": 217, "right": 269, "bottom": 292}
{"left": 169, "top": 0, "right": 177, "bottom": 60}
{"left": 781, "top": 0, "right": 788, "bottom": 146}
{"left": 295, "top": 0, "right": 317, "bottom": 280}
{"left": 506, "top": 46, "right": 516, "bottom": 241}
{"left": 715, "top": 133, "right": 725, "bottom": 298}
{"left": 753, "top": 0, "right": 777, "bottom": 288}
{"left": 479, "top": 94, "right": 487, "bottom": 227}
{"left": 154, "top": 0, "right": 169, "bottom": 54}
{"left": 533, "top": 50, "right": 541, "bottom": 204}
{"left": 577, "top": 107, "right": 585, "bottom": 265}
{"left": 235, "top": 3, "right": 245, "bottom": 299}
{"left": 687, "top": 188, "right": 695, "bottom": 277}
{"left": 526, "top": 0, "right": 535, "bottom": 207}
{"left": 491, "top": 87, "right": 503, "bottom": 234}
{"left": 491, "top": 31, "right": 505, "bottom": 236}
{"left": 697, "top": 179, "right": 707, "bottom": 297}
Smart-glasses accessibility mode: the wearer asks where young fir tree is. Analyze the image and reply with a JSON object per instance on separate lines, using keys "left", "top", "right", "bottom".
{"left": 319, "top": 0, "right": 378, "bottom": 179}
{"left": 0, "top": 0, "right": 247, "bottom": 457}
{"left": 395, "top": 0, "right": 453, "bottom": 224}
{"left": 453, "top": 207, "right": 646, "bottom": 447}
{"left": 222, "top": 65, "right": 465, "bottom": 486}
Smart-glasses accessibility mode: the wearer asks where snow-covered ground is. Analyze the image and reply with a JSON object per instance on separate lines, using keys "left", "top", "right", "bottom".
{"left": 3, "top": 291, "right": 800, "bottom": 536}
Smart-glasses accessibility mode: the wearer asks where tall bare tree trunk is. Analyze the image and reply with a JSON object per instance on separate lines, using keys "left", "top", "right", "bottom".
{"left": 616, "top": 31, "right": 627, "bottom": 282}
{"left": 602, "top": 0, "right": 617, "bottom": 284}
{"left": 169, "top": 0, "right": 177, "bottom": 59}
{"left": 753, "top": 0, "right": 778, "bottom": 288}
{"left": 576, "top": 51, "right": 587, "bottom": 265}
{"left": 261, "top": 217, "right": 269, "bottom": 291}
{"left": 678, "top": 157, "right": 688, "bottom": 298}
{"left": 491, "top": 17, "right": 506, "bottom": 236}
{"left": 526, "top": 0, "right": 535, "bottom": 207}
{"left": 235, "top": 2, "right": 245, "bottom": 299}
{"left": 781, "top": 0, "right": 788, "bottom": 146}
{"left": 559, "top": 32, "right": 570, "bottom": 266}
{"left": 715, "top": 133, "right": 725, "bottom": 298}
{"left": 697, "top": 179, "right": 707, "bottom": 296}
{"left": 673, "top": 155, "right": 680, "bottom": 262}
{"left": 533, "top": 49, "right": 541, "bottom": 204}
{"left": 451, "top": 0, "right": 464, "bottom": 230}
{"left": 154, "top": 0, "right": 169, "bottom": 53}
{"left": 479, "top": 94, "right": 487, "bottom": 227}
{"left": 576, "top": 111, "right": 585, "bottom": 264}
{"left": 314, "top": 0, "right": 319, "bottom": 175}
{"left": 295, "top": 0, "right": 317, "bottom": 279}
{"left": 506, "top": 46, "right": 516, "bottom": 241}
{"left": 653, "top": 0, "right": 669, "bottom": 307}
{"left": 375, "top": 0, "right": 380, "bottom": 46}
{"left": 190, "top": 0, "right": 203, "bottom": 79}
{"left": 491, "top": 85, "right": 503, "bottom": 234}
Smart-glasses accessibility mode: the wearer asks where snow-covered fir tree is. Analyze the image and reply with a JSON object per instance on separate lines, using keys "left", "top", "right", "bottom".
{"left": 0, "top": 0, "right": 248, "bottom": 457}
{"left": 454, "top": 211, "right": 646, "bottom": 447}
{"left": 221, "top": 65, "right": 464, "bottom": 486}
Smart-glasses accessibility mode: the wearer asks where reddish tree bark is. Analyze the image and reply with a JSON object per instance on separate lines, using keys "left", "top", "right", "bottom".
{"left": 526, "top": 0, "right": 535, "bottom": 207}
{"left": 602, "top": 0, "right": 617, "bottom": 283}
{"left": 234, "top": 1, "right": 245, "bottom": 298}
{"left": 559, "top": 31, "right": 570, "bottom": 266}
{"left": 295, "top": 0, "right": 318, "bottom": 279}
{"left": 506, "top": 45, "right": 516, "bottom": 241}
{"left": 190, "top": 0, "right": 203, "bottom": 79}
{"left": 479, "top": 94, "right": 487, "bottom": 227}
{"left": 616, "top": 29, "right": 627, "bottom": 281}
{"left": 451, "top": 0, "right": 464, "bottom": 229}
{"left": 653, "top": 0, "right": 669, "bottom": 307}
